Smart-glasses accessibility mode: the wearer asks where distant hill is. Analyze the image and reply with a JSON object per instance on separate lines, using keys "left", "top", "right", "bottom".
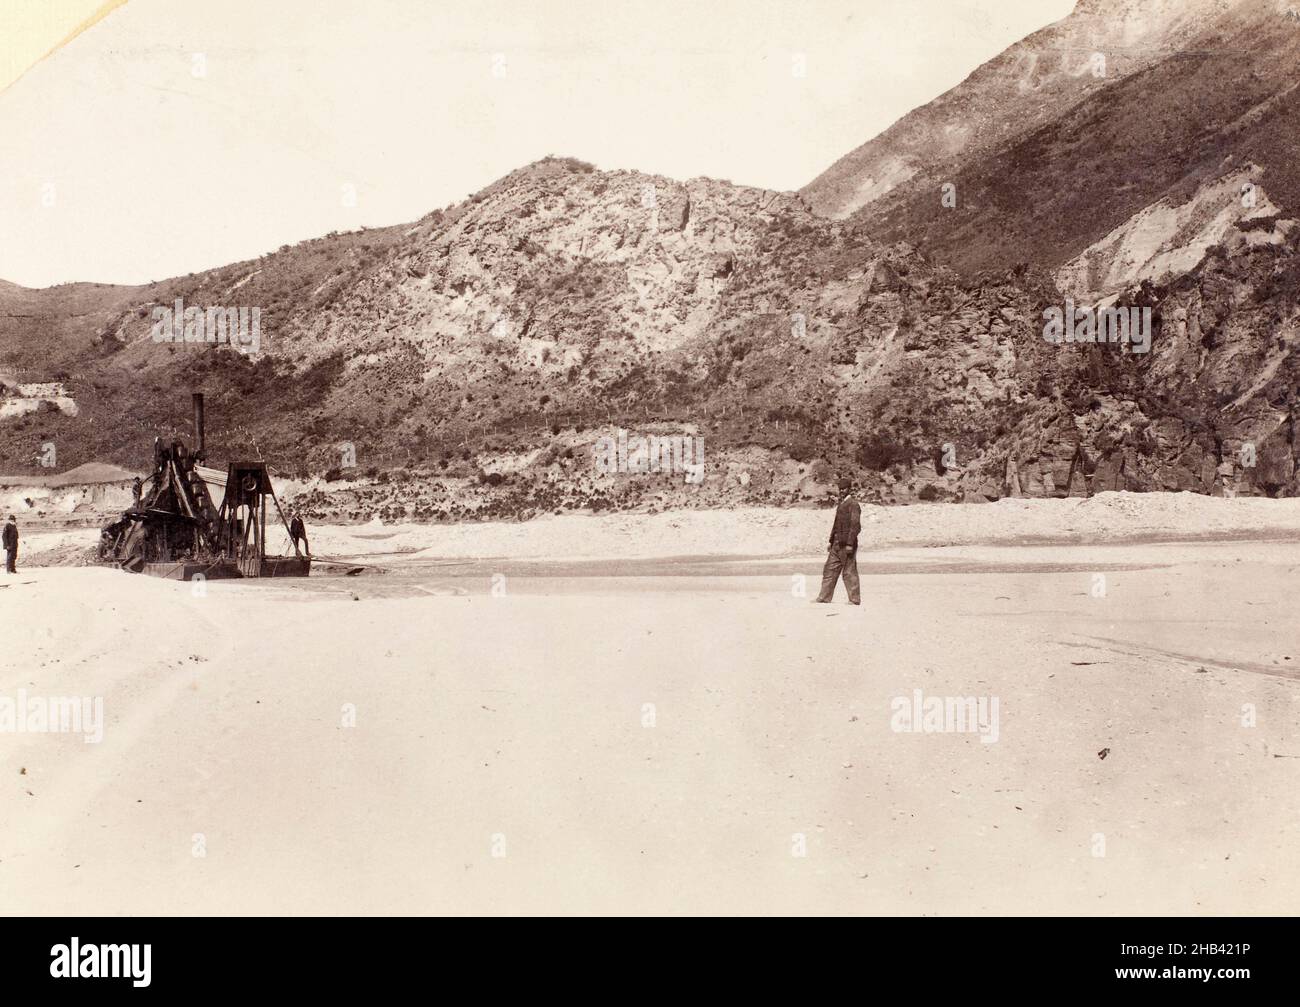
{"left": 0, "top": 462, "right": 136, "bottom": 488}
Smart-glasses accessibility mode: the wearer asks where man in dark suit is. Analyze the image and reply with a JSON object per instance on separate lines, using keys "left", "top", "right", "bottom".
{"left": 3, "top": 515, "right": 17, "bottom": 574}
{"left": 815, "top": 478, "right": 860, "bottom": 605}
{"left": 289, "top": 511, "right": 310, "bottom": 557}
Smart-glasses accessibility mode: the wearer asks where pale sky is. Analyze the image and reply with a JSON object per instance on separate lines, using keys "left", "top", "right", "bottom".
{"left": 0, "top": 0, "right": 1074, "bottom": 288}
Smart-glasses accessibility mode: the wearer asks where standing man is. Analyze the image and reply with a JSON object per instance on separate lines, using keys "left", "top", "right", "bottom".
{"left": 815, "top": 478, "right": 860, "bottom": 605}
{"left": 2, "top": 514, "right": 17, "bottom": 574}
{"left": 288, "top": 510, "right": 310, "bottom": 558}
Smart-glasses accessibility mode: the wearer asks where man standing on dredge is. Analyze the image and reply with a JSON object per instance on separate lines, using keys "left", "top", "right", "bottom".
{"left": 288, "top": 510, "right": 311, "bottom": 558}
{"left": 815, "top": 478, "right": 860, "bottom": 605}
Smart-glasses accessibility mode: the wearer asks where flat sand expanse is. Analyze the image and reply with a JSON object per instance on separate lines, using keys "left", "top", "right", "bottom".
{"left": 1, "top": 496, "right": 1299, "bottom": 914}
{"left": 19, "top": 489, "right": 1300, "bottom": 567}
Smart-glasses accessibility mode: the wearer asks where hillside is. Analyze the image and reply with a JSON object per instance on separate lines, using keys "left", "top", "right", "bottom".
{"left": 5, "top": 151, "right": 1298, "bottom": 522}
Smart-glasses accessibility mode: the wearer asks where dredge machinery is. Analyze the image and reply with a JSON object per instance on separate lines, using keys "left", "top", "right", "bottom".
{"left": 98, "top": 393, "right": 310, "bottom": 579}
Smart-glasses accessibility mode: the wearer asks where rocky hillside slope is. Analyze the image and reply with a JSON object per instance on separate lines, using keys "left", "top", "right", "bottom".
{"left": 5, "top": 151, "right": 1299, "bottom": 520}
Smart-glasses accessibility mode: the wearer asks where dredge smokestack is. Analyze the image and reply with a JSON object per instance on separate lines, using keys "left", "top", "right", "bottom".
{"left": 192, "top": 392, "right": 206, "bottom": 457}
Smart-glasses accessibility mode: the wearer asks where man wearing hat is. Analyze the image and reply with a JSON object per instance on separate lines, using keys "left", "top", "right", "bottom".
{"left": 815, "top": 478, "right": 860, "bottom": 605}
{"left": 288, "top": 509, "right": 310, "bottom": 558}
{"left": 2, "top": 514, "right": 17, "bottom": 574}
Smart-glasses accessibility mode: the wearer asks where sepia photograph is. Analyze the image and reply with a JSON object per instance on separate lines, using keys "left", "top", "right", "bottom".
{"left": 0, "top": 0, "right": 1296, "bottom": 948}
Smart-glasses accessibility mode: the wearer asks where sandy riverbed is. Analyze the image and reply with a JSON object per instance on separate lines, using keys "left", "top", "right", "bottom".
{"left": 1, "top": 494, "right": 1298, "bottom": 914}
